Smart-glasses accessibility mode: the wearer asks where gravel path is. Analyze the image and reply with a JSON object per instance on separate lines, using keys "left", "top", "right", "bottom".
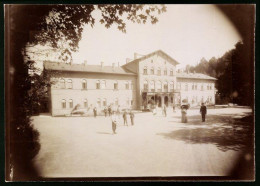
{"left": 32, "top": 107, "right": 252, "bottom": 177}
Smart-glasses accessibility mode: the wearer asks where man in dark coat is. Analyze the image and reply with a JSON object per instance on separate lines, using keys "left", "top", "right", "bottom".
{"left": 108, "top": 105, "right": 112, "bottom": 116}
{"left": 129, "top": 111, "right": 135, "bottom": 126}
{"left": 123, "top": 110, "right": 128, "bottom": 126}
{"left": 200, "top": 103, "right": 207, "bottom": 122}
{"left": 93, "top": 107, "right": 97, "bottom": 118}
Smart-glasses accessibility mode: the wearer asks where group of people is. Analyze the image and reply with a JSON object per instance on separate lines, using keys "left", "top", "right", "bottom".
{"left": 111, "top": 110, "right": 135, "bottom": 134}
{"left": 152, "top": 104, "right": 168, "bottom": 117}
{"left": 181, "top": 102, "right": 207, "bottom": 123}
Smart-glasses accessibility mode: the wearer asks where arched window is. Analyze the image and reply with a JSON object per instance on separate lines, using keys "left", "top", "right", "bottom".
{"left": 103, "top": 98, "right": 107, "bottom": 106}
{"left": 144, "top": 80, "right": 148, "bottom": 91}
{"left": 164, "top": 68, "right": 167, "bottom": 75}
{"left": 82, "top": 79, "right": 87, "bottom": 89}
{"left": 67, "top": 79, "right": 73, "bottom": 89}
{"left": 170, "top": 81, "right": 174, "bottom": 91}
{"left": 157, "top": 67, "right": 161, "bottom": 76}
{"left": 150, "top": 80, "right": 155, "bottom": 92}
{"left": 114, "top": 81, "right": 118, "bottom": 90}
{"left": 60, "top": 79, "right": 65, "bottom": 89}
{"left": 170, "top": 69, "right": 173, "bottom": 76}
{"left": 143, "top": 66, "right": 148, "bottom": 75}
{"left": 96, "top": 80, "right": 100, "bottom": 89}
{"left": 84, "top": 99, "right": 88, "bottom": 108}
{"left": 69, "top": 99, "right": 73, "bottom": 108}
{"left": 97, "top": 98, "right": 101, "bottom": 108}
{"left": 101, "top": 80, "right": 106, "bottom": 89}
{"left": 163, "top": 81, "right": 168, "bottom": 92}
{"left": 157, "top": 81, "right": 162, "bottom": 92}
{"left": 125, "top": 81, "right": 129, "bottom": 90}
{"left": 201, "top": 84, "right": 204, "bottom": 91}
{"left": 150, "top": 67, "right": 154, "bottom": 75}
{"left": 62, "top": 99, "right": 66, "bottom": 108}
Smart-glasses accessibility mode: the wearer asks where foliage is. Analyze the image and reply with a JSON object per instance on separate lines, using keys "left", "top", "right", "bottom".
{"left": 7, "top": 4, "right": 166, "bottom": 180}
{"left": 185, "top": 41, "right": 253, "bottom": 106}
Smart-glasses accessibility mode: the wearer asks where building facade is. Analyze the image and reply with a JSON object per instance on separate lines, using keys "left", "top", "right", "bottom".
{"left": 44, "top": 50, "right": 216, "bottom": 116}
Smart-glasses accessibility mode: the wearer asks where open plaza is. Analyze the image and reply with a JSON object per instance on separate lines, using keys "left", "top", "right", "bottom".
{"left": 31, "top": 107, "right": 253, "bottom": 178}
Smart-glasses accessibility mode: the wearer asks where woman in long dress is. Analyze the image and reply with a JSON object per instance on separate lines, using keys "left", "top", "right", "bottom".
{"left": 181, "top": 105, "right": 188, "bottom": 123}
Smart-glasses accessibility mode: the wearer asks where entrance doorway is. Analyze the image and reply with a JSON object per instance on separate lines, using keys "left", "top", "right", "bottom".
{"left": 164, "top": 96, "right": 169, "bottom": 107}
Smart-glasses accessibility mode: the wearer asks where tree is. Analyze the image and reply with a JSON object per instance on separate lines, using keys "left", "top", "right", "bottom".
{"left": 5, "top": 4, "right": 166, "bottom": 180}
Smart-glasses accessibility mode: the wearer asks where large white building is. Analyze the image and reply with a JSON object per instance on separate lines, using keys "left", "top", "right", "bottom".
{"left": 44, "top": 50, "right": 217, "bottom": 116}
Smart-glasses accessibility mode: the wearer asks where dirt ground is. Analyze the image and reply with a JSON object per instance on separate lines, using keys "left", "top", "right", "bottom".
{"left": 31, "top": 107, "right": 253, "bottom": 178}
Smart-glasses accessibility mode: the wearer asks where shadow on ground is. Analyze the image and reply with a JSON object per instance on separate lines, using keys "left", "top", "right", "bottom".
{"left": 158, "top": 114, "right": 253, "bottom": 152}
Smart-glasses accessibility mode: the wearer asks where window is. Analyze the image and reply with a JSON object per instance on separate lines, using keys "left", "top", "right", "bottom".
{"left": 195, "top": 84, "right": 197, "bottom": 90}
{"left": 192, "top": 84, "right": 194, "bottom": 90}
{"left": 130, "top": 81, "right": 134, "bottom": 90}
{"left": 150, "top": 81, "right": 155, "bottom": 92}
{"left": 163, "top": 82, "right": 168, "bottom": 92}
{"left": 201, "top": 85, "right": 204, "bottom": 91}
{"left": 69, "top": 99, "right": 73, "bottom": 108}
{"left": 144, "top": 80, "right": 148, "bottom": 91}
{"left": 62, "top": 99, "right": 66, "bottom": 109}
{"left": 67, "top": 79, "right": 73, "bottom": 89}
{"left": 170, "top": 81, "right": 174, "bottom": 91}
{"left": 82, "top": 79, "right": 87, "bottom": 89}
{"left": 115, "top": 98, "right": 119, "bottom": 106}
{"left": 125, "top": 81, "right": 129, "bottom": 89}
{"left": 170, "top": 69, "right": 173, "bottom": 76}
{"left": 103, "top": 98, "right": 107, "bottom": 107}
{"left": 164, "top": 69, "right": 167, "bottom": 75}
{"left": 157, "top": 81, "right": 162, "bottom": 92}
{"left": 164, "top": 61, "right": 166, "bottom": 65}
{"left": 114, "top": 81, "right": 118, "bottom": 90}
{"left": 131, "top": 100, "right": 134, "bottom": 106}
{"left": 185, "top": 84, "right": 188, "bottom": 91}
{"left": 101, "top": 80, "right": 106, "bottom": 89}
{"left": 84, "top": 99, "right": 88, "bottom": 108}
{"left": 60, "top": 79, "right": 65, "bottom": 89}
{"left": 157, "top": 68, "right": 161, "bottom": 76}
{"left": 151, "top": 60, "right": 153, "bottom": 63}
{"left": 96, "top": 80, "right": 100, "bottom": 89}
{"left": 143, "top": 67, "right": 148, "bottom": 75}
{"left": 151, "top": 67, "right": 154, "bottom": 75}
{"left": 97, "top": 98, "right": 101, "bottom": 108}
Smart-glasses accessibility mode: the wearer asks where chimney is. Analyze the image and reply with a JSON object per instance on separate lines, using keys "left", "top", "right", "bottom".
{"left": 84, "top": 60, "right": 87, "bottom": 66}
{"left": 101, "top": 62, "right": 104, "bottom": 68}
{"left": 112, "top": 63, "right": 115, "bottom": 71}
{"left": 134, "top": 53, "right": 138, "bottom": 60}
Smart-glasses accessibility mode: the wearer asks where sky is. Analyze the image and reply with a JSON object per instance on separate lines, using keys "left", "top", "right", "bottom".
{"left": 71, "top": 5, "right": 241, "bottom": 69}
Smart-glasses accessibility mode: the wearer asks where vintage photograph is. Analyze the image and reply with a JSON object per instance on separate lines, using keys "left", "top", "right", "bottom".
{"left": 5, "top": 4, "right": 255, "bottom": 181}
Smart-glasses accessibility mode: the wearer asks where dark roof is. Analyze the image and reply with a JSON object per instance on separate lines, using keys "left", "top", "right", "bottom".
{"left": 44, "top": 61, "right": 136, "bottom": 76}
{"left": 176, "top": 72, "right": 217, "bottom": 80}
{"left": 122, "top": 50, "right": 180, "bottom": 67}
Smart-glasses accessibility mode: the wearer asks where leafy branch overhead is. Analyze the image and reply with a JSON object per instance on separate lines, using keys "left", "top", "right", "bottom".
{"left": 30, "top": 4, "right": 166, "bottom": 55}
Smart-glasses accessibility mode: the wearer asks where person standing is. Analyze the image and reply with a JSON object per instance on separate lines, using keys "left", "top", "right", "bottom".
{"left": 111, "top": 111, "right": 118, "bottom": 134}
{"left": 123, "top": 110, "right": 128, "bottom": 126}
{"left": 104, "top": 106, "right": 108, "bottom": 117}
{"left": 200, "top": 103, "right": 207, "bottom": 122}
{"left": 108, "top": 105, "right": 112, "bottom": 116}
{"left": 163, "top": 104, "right": 167, "bottom": 117}
{"left": 181, "top": 105, "right": 188, "bottom": 123}
{"left": 93, "top": 107, "right": 97, "bottom": 118}
{"left": 129, "top": 110, "right": 135, "bottom": 126}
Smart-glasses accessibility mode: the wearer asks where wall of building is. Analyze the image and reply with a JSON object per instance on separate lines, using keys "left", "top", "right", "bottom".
{"left": 176, "top": 78, "right": 216, "bottom": 106}
{"left": 50, "top": 71, "right": 137, "bottom": 116}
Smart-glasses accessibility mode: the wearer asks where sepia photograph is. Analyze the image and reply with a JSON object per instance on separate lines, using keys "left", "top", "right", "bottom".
{"left": 5, "top": 4, "right": 255, "bottom": 181}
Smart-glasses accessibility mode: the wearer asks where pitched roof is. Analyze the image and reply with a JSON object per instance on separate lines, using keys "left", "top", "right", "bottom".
{"left": 44, "top": 61, "right": 136, "bottom": 76}
{"left": 176, "top": 72, "right": 217, "bottom": 80}
{"left": 122, "top": 50, "right": 180, "bottom": 67}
